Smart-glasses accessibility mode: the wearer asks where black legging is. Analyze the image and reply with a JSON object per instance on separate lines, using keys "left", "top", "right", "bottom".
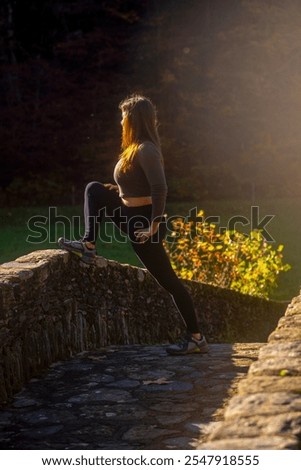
{"left": 83, "top": 181, "right": 199, "bottom": 334}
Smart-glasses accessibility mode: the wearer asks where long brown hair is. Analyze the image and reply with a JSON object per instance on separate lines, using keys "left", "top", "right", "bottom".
{"left": 118, "top": 94, "right": 161, "bottom": 171}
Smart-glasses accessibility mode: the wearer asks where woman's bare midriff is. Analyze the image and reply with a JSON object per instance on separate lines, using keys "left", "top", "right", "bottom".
{"left": 121, "top": 196, "right": 152, "bottom": 207}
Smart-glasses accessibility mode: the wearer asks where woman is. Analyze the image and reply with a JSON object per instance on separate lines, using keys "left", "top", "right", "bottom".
{"left": 58, "top": 94, "right": 208, "bottom": 355}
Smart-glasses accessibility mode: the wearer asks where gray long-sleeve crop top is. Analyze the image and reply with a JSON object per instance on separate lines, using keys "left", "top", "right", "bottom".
{"left": 113, "top": 141, "right": 168, "bottom": 222}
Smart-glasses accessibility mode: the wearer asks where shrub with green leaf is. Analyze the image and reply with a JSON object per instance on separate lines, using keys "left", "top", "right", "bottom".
{"left": 164, "top": 210, "right": 291, "bottom": 299}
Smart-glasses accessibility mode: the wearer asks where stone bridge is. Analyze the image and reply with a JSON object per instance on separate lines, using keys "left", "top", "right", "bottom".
{"left": 0, "top": 250, "right": 300, "bottom": 449}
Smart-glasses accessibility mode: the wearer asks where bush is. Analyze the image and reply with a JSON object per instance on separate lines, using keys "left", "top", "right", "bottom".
{"left": 164, "top": 210, "right": 291, "bottom": 299}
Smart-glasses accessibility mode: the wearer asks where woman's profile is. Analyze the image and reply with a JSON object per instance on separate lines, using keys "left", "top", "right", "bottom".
{"left": 58, "top": 94, "right": 208, "bottom": 355}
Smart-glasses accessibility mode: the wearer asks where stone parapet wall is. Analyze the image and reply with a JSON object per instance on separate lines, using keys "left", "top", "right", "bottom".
{"left": 199, "top": 294, "right": 301, "bottom": 450}
{"left": 0, "top": 250, "right": 285, "bottom": 405}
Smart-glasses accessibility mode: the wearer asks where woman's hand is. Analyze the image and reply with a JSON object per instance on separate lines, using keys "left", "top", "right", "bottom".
{"left": 134, "top": 221, "right": 159, "bottom": 243}
{"left": 104, "top": 183, "right": 119, "bottom": 193}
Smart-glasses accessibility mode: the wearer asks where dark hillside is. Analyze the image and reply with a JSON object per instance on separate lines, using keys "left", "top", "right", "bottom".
{"left": 1, "top": 0, "right": 301, "bottom": 205}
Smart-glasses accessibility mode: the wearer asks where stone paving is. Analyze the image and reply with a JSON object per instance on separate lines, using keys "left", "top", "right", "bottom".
{"left": 0, "top": 343, "right": 261, "bottom": 450}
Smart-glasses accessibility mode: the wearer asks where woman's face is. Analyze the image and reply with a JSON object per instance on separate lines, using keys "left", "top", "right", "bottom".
{"left": 121, "top": 110, "right": 127, "bottom": 127}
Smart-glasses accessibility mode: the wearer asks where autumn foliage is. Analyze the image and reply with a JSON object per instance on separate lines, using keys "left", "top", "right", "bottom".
{"left": 164, "top": 210, "right": 290, "bottom": 299}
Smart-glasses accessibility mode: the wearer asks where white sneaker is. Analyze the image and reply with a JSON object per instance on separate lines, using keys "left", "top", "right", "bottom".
{"left": 166, "top": 334, "right": 209, "bottom": 355}
{"left": 58, "top": 238, "right": 96, "bottom": 264}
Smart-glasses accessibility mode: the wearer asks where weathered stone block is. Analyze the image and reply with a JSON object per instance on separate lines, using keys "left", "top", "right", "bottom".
{"left": 224, "top": 392, "right": 301, "bottom": 419}
{"left": 238, "top": 376, "right": 301, "bottom": 395}
{"left": 277, "top": 314, "right": 301, "bottom": 328}
{"left": 198, "top": 436, "right": 299, "bottom": 450}
{"left": 208, "top": 413, "right": 301, "bottom": 439}
{"left": 248, "top": 357, "right": 301, "bottom": 376}
{"left": 268, "top": 328, "right": 301, "bottom": 342}
{"left": 258, "top": 341, "right": 301, "bottom": 359}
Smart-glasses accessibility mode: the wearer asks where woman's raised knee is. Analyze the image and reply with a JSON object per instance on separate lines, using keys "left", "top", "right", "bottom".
{"left": 85, "top": 181, "right": 105, "bottom": 197}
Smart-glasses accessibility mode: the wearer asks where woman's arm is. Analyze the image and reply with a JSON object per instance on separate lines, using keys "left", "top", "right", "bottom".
{"left": 137, "top": 142, "right": 168, "bottom": 225}
{"left": 104, "top": 183, "right": 119, "bottom": 192}
{"left": 134, "top": 142, "right": 167, "bottom": 242}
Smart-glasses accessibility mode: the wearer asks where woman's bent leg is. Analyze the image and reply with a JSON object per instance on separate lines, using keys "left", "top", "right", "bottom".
{"left": 58, "top": 182, "right": 124, "bottom": 264}
{"left": 83, "top": 182, "right": 122, "bottom": 243}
